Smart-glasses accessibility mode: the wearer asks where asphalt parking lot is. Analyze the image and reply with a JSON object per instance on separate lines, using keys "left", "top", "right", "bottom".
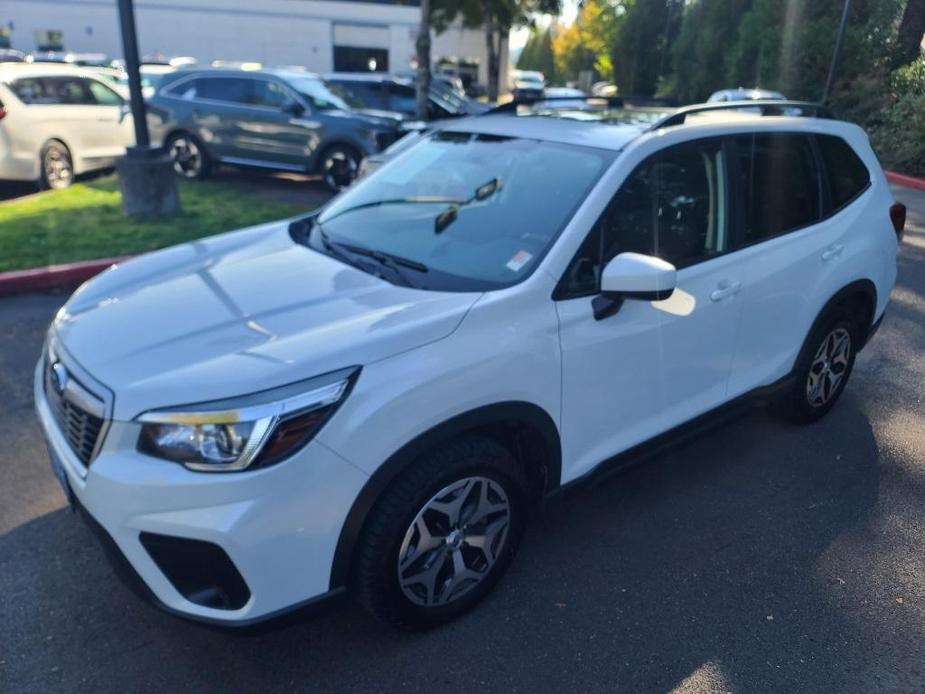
{"left": 2, "top": 185, "right": 924, "bottom": 693}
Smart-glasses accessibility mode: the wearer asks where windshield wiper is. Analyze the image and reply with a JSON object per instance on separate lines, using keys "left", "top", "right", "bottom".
{"left": 321, "top": 196, "right": 467, "bottom": 226}
{"left": 318, "top": 228, "right": 427, "bottom": 288}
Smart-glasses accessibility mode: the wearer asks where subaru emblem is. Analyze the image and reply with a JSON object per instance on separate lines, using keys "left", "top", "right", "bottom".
{"left": 51, "top": 362, "right": 69, "bottom": 394}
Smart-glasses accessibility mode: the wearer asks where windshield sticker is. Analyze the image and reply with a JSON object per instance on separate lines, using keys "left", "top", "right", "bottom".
{"left": 506, "top": 250, "right": 533, "bottom": 273}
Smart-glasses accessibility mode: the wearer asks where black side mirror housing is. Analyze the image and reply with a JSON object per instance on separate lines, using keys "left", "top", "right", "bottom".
{"left": 282, "top": 101, "right": 305, "bottom": 117}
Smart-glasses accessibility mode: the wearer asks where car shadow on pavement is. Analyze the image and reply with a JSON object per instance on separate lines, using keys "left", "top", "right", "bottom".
{"left": 1, "top": 400, "right": 903, "bottom": 693}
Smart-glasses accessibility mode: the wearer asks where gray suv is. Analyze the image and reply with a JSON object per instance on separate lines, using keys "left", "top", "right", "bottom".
{"left": 149, "top": 69, "right": 402, "bottom": 190}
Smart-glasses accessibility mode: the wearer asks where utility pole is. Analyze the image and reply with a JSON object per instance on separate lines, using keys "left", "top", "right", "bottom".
{"left": 115, "top": 0, "right": 179, "bottom": 217}
{"left": 822, "top": 0, "right": 852, "bottom": 105}
{"left": 415, "top": 0, "right": 431, "bottom": 121}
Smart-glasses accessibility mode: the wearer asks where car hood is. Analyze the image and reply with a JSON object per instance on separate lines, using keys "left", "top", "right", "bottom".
{"left": 53, "top": 220, "right": 480, "bottom": 420}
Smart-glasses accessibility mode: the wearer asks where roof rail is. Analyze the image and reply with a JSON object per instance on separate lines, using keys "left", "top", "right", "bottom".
{"left": 649, "top": 100, "right": 833, "bottom": 130}
{"left": 484, "top": 95, "right": 625, "bottom": 115}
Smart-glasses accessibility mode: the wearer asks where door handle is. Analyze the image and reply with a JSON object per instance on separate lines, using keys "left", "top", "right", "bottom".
{"left": 710, "top": 280, "right": 742, "bottom": 302}
{"left": 822, "top": 244, "right": 844, "bottom": 261}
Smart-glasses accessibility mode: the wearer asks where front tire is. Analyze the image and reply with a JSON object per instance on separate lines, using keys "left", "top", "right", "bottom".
{"left": 780, "top": 308, "right": 858, "bottom": 423}
{"left": 39, "top": 140, "right": 73, "bottom": 190}
{"left": 353, "top": 436, "right": 526, "bottom": 630}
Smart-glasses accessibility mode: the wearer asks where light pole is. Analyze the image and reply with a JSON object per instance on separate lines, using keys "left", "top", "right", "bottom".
{"left": 115, "top": 0, "right": 179, "bottom": 217}
{"left": 822, "top": 0, "right": 853, "bottom": 105}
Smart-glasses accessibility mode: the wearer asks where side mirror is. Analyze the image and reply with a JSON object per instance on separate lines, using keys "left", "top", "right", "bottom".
{"left": 593, "top": 252, "right": 677, "bottom": 320}
{"left": 282, "top": 100, "right": 305, "bottom": 117}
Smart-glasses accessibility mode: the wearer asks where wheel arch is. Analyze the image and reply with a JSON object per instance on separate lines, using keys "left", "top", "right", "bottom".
{"left": 794, "top": 279, "right": 878, "bottom": 370}
{"left": 329, "top": 400, "right": 561, "bottom": 590}
{"left": 40, "top": 137, "right": 78, "bottom": 173}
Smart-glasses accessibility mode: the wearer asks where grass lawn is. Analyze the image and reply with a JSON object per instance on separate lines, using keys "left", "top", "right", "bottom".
{"left": 0, "top": 175, "right": 310, "bottom": 272}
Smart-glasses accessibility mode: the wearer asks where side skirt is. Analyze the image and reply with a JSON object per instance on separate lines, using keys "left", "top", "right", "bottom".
{"left": 544, "top": 374, "right": 795, "bottom": 505}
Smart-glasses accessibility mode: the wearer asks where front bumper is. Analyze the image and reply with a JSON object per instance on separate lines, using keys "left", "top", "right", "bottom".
{"left": 34, "top": 359, "right": 369, "bottom": 626}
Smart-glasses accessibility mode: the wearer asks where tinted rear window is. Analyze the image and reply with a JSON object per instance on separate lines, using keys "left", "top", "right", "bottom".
{"left": 10, "top": 76, "right": 94, "bottom": 105}
{"left": 735, "top": 133, "right": 822, "bottom": 244}
{"left": 816, "top": 134, "right": 870, "bottom": 211}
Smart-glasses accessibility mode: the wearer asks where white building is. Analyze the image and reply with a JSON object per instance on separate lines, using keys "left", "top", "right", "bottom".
{"left": 2, "top": 0, "right": 507, "bottom": 90}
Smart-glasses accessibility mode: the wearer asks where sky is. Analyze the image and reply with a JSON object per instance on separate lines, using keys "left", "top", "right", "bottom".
{"left": 510, "top": 0, "right": 579, "bottom": 51}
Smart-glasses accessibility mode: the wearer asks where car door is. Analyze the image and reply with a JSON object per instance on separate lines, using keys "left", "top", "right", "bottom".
{"left": 82, "top": 77, "right": 133, "bottom": 157}
{"left": 556, "top": 137, "right": 744, "bottom": 480}
{"left": 723, "top": 132, "right": 844, "bottom": 397}
{"left": 15, "top": 76, "right": 101, "bottom": 164}
{"left": 231, "top": 77, "right": 317, "bottom": 169}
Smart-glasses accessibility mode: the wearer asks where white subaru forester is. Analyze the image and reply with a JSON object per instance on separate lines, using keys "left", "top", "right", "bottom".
{"left": 35, "top": 101, "right": 903, "bottom": 630}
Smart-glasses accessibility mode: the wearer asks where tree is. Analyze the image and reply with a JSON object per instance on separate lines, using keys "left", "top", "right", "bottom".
{"left": 610, "top": 0, "right": 682, "bottom": 96}
{"left": 894, "top": 0, "right": 925, "bottom": 66}
{"left": 670, "top": 0, "right": 752, "bottom": 103}
{"left": 433, "top": 0, "right": 561, "bottom": 101}
{"left": 416, "top": 0, "right": 432, "bottom": 120}
{"left": 552, "top": 0, "right": 617, "bottom": 85}
{"left": 518, "top": 26, "right": 557, "bottom": 82}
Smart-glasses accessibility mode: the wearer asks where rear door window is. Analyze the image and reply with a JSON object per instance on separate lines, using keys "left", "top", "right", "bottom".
{"left": 816, "top": 134, "right": 870, "bottom": 212}
{"left": 734, "top": 133, "right": 822, "bottom": 245}
{"left": 196, "top": 77, "right": 252, "bottom": 104}
{"left": 10, "top": 78, "right": 53, "bottom": 104}
{"left": 10, "top": 76, "right": 93, "bottom": 105}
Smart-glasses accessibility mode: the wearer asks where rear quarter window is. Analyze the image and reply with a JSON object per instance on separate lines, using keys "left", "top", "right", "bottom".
{"left": 9, "top": 77, "right": 56, "bottom": 104}
{"left": 816, "top": 134, "right": 870, "bottom": 212}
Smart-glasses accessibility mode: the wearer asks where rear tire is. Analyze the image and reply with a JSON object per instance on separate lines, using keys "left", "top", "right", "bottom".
{"left": 166, "top": 132, "right": 211, "bottom": 180}
{"left": 779, "top": 307, "right": 858, "bottom": 424}
{"left": 38, "top": 140, "right": 74, "bottom": 190}
{"left": 353, "top": 436, "right": 526, "bottom": 630}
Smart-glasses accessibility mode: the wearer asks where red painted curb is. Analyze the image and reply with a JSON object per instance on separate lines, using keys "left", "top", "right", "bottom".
{"left": 0, "top": 255, "right": 131, "bottom": 298}
{"left": 886, "top": 171, "right": 925, "bottom": 192}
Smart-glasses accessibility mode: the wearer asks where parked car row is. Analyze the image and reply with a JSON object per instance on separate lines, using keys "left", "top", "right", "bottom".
{"left": 0, "top": 58, "right": 495, "bottom": 192}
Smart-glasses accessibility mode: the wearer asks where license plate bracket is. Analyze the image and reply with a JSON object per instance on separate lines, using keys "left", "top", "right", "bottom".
{"left": 47, "top": 445, "right": 74, "bottom": 507}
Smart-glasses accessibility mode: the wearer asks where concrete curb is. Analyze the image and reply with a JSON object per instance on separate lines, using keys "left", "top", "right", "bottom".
{"left": 886, "top": 171, "right": 925, "bottom": 192}
{"left": 0, "top": 256, "right": 131, "bottom": 298}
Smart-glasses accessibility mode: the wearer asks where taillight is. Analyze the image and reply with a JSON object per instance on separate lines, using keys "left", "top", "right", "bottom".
{"left": 0, "top": 100, "right": 6, "bottom": 120}
{"left": 890, "top": 202, "right": 906, "bottom": 242}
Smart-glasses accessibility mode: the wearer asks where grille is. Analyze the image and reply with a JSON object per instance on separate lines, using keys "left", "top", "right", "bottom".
{"left": 44, "top": 361, "right": 105, "bottom": 466}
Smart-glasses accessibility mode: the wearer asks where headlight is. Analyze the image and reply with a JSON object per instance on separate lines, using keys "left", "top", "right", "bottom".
{"left": 137, "top": 368, "right": 358, "bottom": 472}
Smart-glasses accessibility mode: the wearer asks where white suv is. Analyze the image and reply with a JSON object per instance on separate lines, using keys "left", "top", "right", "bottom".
{"left": 0, "top": 63, "right": 133, "bottom": 189}
{"left": 35, "top": 102, "right": 903, "bottom": 630}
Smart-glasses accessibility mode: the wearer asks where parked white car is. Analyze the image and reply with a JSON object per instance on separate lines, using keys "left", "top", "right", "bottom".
{"left": 0, "top": 63, "right": 133, "bottom": 188}
{"left": 35, "top": 101, "right": 902, "bottom": 630}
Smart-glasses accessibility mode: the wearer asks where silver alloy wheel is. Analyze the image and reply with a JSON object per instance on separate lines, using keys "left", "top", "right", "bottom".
{"left": 169, "top": 136, "right": 202, "bottom": 178}
{"left": 321, "top": 149, "right": 358, "bottom": 191}
{"left": 806, "top": 326, "right": 851, "bottom": 407}
{"left": 398, "top": 476, "right": 511, "bottom": 607}
{"left": 44, "top": 146, "right": 72, "bottom": 189}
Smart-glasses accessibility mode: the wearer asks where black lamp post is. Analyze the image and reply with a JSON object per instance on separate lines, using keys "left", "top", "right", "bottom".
{"left": 114, "top": 0, "right": 179, "bottom": 217}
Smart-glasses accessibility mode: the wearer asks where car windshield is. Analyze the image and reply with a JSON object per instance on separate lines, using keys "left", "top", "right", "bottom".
{"left": 284, "top": 75, "right": 353, "bottom": 110}
{"left": 315, "top": 132, "right": 614, "bottom": 291}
